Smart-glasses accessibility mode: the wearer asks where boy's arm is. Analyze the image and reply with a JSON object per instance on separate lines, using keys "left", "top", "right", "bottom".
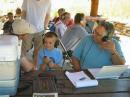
{"left": 48, "top": 62, "right": 62, "bottom": 70}
{"left": 33, "top": 49, "right": 39, "bottom": 70}
{"left": 41, "top": 64, "right": 47, "bottom": 71}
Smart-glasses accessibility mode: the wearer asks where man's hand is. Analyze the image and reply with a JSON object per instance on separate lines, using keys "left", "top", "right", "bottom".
{"left": 100, "top": 40, "right": 116, "bottom": 53}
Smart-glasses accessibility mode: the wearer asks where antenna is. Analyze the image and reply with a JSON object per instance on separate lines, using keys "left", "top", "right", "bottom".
{"left": 58, "top": 38, "right": 72, "bottom": 62}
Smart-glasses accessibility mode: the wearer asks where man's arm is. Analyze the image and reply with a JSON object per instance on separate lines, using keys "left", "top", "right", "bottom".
{"left": 71, "top": 37, "right": 87, "bottom": 71}
{"left": 44, "top": 0, "right": 51, "bottom": 28}
{"left": 21, "top": 0, "right": 27, "bottom": 19}
{"left": 21, "top": 10, "right": 26, "bottom": 19}
{"left": 100, "top": 40, "right": 125, "bottom": 65}
{"left": 44, "top": 13, "right": 50, "bottom": 28}
{"left": 71, "top": 56, "right": 81, "bottom": 71}
{"left": 111, "top": 50, "right": 125, "bottom": 65}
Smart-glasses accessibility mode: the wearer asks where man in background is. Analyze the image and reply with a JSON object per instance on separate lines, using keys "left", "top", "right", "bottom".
{"left": 3, "top": 12, "right": 14, "bottom": 34}
{"left": 61, "top": 13, "right": 88, "bottom": 51}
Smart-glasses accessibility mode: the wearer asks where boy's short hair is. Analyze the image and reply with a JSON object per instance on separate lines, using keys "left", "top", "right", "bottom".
{"left": 43, "top": 32, "right": 59, "bottom": 47}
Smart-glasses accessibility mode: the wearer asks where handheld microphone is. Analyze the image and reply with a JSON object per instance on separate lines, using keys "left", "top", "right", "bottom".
{"left": 102, "top": 35, "right": 109, "bottom": 42}
{"left": 99, "top": 21, "right": 114, "bottom": 42}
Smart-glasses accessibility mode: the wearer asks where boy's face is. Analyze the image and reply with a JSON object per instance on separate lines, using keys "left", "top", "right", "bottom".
{"left": 44, "top": 37, "right": 56, "bottom": 50}
{"left": 64, "top": 14, "right": 71, "bottom": 25}
{"left": 8, "top": 14, "right": 13, "bottom": 21}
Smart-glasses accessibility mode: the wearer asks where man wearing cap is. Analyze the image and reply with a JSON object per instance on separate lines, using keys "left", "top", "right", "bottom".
{"left": 12, "top": 19, "right": 36, "bottom": 72}
{"left": 21, "top": 0, "right": 51, "bottom": 68}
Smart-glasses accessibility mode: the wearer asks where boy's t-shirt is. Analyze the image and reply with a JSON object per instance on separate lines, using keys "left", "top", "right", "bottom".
{"left": 37, "top": 48, "right": 63, "bottom": 70}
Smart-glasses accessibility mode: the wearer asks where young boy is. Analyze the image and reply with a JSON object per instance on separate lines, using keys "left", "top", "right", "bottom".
{"left": 3, "top": 12, "right": 14, "bottom": 34}
{"left": 37, "top": 32, "right": 63, "bottom": 71}
{"left": 12, "top": 19, "right": 37, "bottom": 72}
{"left": 14, "top": 8, "right": 22, "bottom": 19}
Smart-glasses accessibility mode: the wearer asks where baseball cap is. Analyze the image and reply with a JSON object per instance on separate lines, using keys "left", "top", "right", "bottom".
{"left": 12, "top": 19, "right": 36, "bottom": 35}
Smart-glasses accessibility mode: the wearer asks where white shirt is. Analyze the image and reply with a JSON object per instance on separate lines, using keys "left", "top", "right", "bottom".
{"left": 22, "top": 0, "right": 51, "bottom": 32}
{"left": 55, "top": 20, "right": 67, "bottom": 39}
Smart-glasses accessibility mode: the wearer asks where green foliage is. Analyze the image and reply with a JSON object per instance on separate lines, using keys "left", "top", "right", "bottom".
{"left": 0, "top": 0, "right": 130, "bottom": 20}
{"left": 99, "top": 0, "right": 130, "bottom": 19}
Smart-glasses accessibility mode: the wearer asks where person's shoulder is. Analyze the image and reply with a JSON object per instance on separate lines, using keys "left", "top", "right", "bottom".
{"left": 112, "top": 38, "right": 120, "bottom": 44}
{"left": 54, "top": 48, "right": 62, "bottom": 52}
{"left": 74, "top": 25, "right": 87, "bottom": 33}
{"left": 70, "top": 24, "right": 81, "bottom": 29}
{"left": 55, "top": 48, "right": 63, "bottom": 54}
{"left": 67, "top": 25, "right": 81, "bottom": 32}
{"left": 55, "top": 20, "right": 61, "bottom": 24}
{"left": 80, "top": 34, "right": 93, "bottom": 43}
{"left": 64, "top": 25, "right": 76, "bottom": 32}
{"left": 39, "top": 48, "right": 44, "bottom": 53}
{"left": 38, "top": 48, "right": 45, "bottom": 56}
{"left": 112, "top": 38, "right": 121, "bottom": 48}
{"left": 56, "top": 22, "right": 65, "bottom": 29}
{"left": 55, "top": 21, "right": 62, "bottom": 26}
{"left": 3, "top": 21, "right": 10, "bottom": 27}
{"left": 4, "top": 20, "right": 9, "bottom": 24}
{"left": 84, "top": 34, "right": 93, "bottom": 40}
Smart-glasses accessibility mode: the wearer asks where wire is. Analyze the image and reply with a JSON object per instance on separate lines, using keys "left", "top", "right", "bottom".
{"left": 59, "top": 38, "right": 72, "bottom": 62}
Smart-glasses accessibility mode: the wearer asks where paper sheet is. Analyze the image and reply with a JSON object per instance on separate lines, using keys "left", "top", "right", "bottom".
{"left": 65, "top": 71, "right": 98, "bottom": 88}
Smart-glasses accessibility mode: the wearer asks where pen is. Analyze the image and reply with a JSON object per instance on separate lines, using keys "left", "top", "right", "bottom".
{"left": 79, "top": 77, "right": 86, "bottom": 81}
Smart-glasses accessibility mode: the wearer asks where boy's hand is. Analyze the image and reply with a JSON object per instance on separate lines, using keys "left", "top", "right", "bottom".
{"left": 48, "top": 62, "right": 54, "bottom": 68}
{"left": 43, "top": 56, "right": 51, "bottom": 64}
{"left": 43, "top": 56, "right": 55, "bottom": 68}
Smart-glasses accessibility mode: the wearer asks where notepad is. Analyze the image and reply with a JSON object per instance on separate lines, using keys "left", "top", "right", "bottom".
{"left": 65, "top": 71, "right": 98, "bottom": 88}
{"left": 95, "top": 65, "right": 128, "bottom": 79}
